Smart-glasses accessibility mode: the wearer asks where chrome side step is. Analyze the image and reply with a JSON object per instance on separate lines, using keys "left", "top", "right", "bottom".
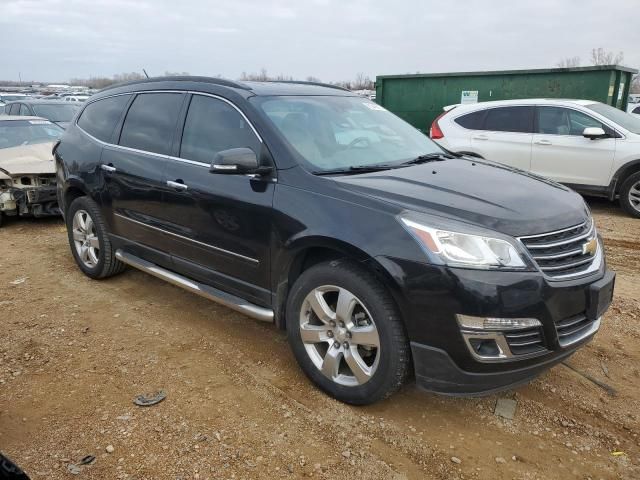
{"left": 115, "top": 250, "right": 274, "bottom": 323}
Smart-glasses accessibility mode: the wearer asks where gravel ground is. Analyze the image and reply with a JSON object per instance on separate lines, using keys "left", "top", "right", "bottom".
{"left": 0, "top": 197, "right": 638, "bottom": 479}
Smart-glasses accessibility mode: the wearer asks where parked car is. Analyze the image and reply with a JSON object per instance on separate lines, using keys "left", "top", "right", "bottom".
{"left": 4, "top": 100, "right": 80, "bottom": 129}
{"left": 54, "top": 78, "right": 614, "bottom": 404}
{"left": 430, "top": 99, "right": 640, "bottom": 218}
{"left": 0, "top": 116, "right": 63, "bottom": 226}
{"left": 63, "top": 95, "right": 90, "bottom": 103}
{"left": 0, "top": 93, "right": 29, "bottom": 104}
{"left": 627, "top": 102, "right": 640, "bottom": 117}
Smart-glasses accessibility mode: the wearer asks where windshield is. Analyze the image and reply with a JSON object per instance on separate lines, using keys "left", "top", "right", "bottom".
{"left": 251, "top": 96, "right": 443, "bottom": 171}
{"left": 586, "top": 102, "right": 640, "bottom": 134}
{"left": 0, "top": 120, "right": 63, "bottom": 149}
{"left": 33, "top": 104, "right": 80, "bottom": 122}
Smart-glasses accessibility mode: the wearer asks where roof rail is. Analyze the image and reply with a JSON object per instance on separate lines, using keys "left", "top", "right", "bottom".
{"left": 99, "top": 76, "right": 252, "bottom": 93}
{"left": 263, "top": 80, "right": 351, "bottom": 92}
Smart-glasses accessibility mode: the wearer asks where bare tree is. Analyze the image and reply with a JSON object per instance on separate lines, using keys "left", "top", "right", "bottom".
{"left": 352, "top": 72, "right": 374, "bottom": 90}
{"left": 590, "top": 48, "right": 624, "bottom": 66}
{"left": 557, "top": 56, "right": 581, "bottom": 68}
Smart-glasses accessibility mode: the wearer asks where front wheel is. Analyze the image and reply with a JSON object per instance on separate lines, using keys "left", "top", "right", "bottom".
{"left": 286, "top": 260, "right": 410, "bottom": 405}
{"left": 620, "top": 172, "right": 640, "bottom": 218}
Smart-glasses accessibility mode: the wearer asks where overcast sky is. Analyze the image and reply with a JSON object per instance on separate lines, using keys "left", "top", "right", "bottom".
{"left": 2, "top": 0, "right": 638, "bottom": 83}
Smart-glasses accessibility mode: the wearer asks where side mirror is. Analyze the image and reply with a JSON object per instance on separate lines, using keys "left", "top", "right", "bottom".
{"left": 582, "top": 127, "right": 607, "bottom": 140}
{"left": 210, "top": 148, "right": 269, "bottom": 175}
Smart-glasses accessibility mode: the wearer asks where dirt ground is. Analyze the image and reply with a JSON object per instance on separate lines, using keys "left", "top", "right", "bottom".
{"left": 0, "top": 197, "right": 638, "bottom": 480}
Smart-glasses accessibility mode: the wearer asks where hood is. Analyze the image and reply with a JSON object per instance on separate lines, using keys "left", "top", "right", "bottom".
{"left": 0, "top": 142, "right": 56, "bottom": 176}
{"left": 333, "top": 158, "right": 588, "bottom": 237}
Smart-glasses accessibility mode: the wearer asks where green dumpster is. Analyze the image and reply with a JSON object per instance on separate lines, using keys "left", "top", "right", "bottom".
{"left": 375, "top": 65, "right": 638, "bottom": 132}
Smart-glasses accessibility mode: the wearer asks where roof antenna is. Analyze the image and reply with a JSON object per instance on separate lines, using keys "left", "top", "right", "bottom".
{"left": 143, "top": 69, "right": 149, "bottom": 79}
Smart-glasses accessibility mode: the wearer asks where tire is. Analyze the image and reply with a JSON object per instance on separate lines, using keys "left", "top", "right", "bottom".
{"left": 286, "top": 259, "right": 410, "bottom": 405}
{"left": 65, "top": 196, "right": 125, "bottom": 279}
{"left": 620, "top": 172, "right": 640, "bottom": 218}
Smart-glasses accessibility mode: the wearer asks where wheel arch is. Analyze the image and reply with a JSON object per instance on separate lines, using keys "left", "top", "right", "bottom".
{"left": 611, "top": 160, "right": 640, "bottom": 198}
{"left": 273, "top": 236, "right": 407, "bottom": 330}
{"left": 62, "top": 180, "right": 90, "bottom": 217}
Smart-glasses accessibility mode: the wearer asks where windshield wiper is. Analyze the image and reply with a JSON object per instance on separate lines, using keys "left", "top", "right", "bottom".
{"left": 314, "top": 164, "right": 401, "bottom": 175}
{"left": 401, "top": 152, "right": 456, "bottom": 165}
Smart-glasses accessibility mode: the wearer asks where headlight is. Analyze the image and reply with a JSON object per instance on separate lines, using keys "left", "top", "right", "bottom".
{"left": 400, "top": 216, "right": 526, "bottom": 269}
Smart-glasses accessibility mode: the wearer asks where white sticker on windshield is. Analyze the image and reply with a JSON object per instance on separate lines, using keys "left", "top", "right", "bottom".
{"left": 363, "top": 102, "right": 385, "bottom": 111}
{"left": 28, "top": 120, "right": 51, "bottom": 125}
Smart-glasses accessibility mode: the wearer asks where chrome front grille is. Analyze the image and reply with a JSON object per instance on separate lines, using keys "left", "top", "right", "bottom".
{"left": 519, "top": 220, "right": 599, "bottom": 279}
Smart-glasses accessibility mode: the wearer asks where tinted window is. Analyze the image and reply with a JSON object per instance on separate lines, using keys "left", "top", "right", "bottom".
{"left": 19, "top": 104, "right": 31, "bottom": 116}
{"left": 78, "top": 95, "right": 131, "bottom": 142}
{"left": 537, "top": 107, "right": 605, "bottom": 136}
{"left": 180, "top": 95, "right": 261, "bottom": 163}
{"left": 633, "top": 106, "right": 640, "bottom": 114}
{"left": 484, "top": 107, "right": 533, "bottom": 133}
{"left": 120, "top": 93, "right": 183, "bottom": 155}
{"left": 8, "top": 104, "right": 19, "bottom": 115}
{"left": 454, "top": 110, "right": 486, "bottom": 130}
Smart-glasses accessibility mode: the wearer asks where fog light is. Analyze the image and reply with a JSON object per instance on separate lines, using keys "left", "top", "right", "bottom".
{"left": 469, "top": 338, "right": 500, "bottom": 357}
{"left": 457, "top": 315, "right": 541, "bottom": 331}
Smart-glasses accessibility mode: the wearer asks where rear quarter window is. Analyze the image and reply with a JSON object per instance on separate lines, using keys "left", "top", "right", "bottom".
{"left": 454, "top": 110, "right": 486, "bottom": 130}
{"left": 77, "top": 95, "right": 131, "bottom": 142}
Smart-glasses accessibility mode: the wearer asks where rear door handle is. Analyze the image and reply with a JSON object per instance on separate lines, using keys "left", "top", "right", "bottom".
{"left": 167, "top": 180, "right": 188, "bottom": 191}
{"left": 472, "top": 134, "right": 489, "bottom": 140}
{"left": 100, "top": 164, "right": 116, "bottom": 173}
{"left": 534, "top": 140, "right": 552, "bottom": 146}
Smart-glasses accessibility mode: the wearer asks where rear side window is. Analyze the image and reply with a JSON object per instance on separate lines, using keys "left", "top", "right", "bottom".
{"left": 19, "top": 104, "right": 30, "bottom": 116}
{"left": 633, "top": 106, "right": 640, "bottom": 114}
{"left": 179, "top": 95, "right": 261, "bottom": 163}
{"left": 454, "top": 110, "right": 486, "bottom": 130}
{"left": 484, "top": 106, "right": 534, "bottom": 133}
{"left": 119, "top": 93, "right": 184, "bottom": 155}
{"left": 78, "top": 95, "right": 131, "bottom": 142}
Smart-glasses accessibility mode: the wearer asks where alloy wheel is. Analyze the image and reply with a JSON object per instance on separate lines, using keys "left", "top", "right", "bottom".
{"left": 628, "top": 180, "right": 640, "bottom": 214}
{"left": 72, "top": 209, "right": 100, "bottom": 268}
{"left": 299, "top": 285, "right": 380, "bottom": 386}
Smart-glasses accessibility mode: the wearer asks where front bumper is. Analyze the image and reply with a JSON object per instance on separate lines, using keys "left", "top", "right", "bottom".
{"left": 373, "top": 256, "right": 615, "bottom": 395}
{"left": 0, "top": 185, "right": 60, "bottom": 217}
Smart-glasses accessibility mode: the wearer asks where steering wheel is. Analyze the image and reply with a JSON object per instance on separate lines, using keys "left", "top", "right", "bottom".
{"left": 347, "top": 137, "right": 371, "bottom": 149}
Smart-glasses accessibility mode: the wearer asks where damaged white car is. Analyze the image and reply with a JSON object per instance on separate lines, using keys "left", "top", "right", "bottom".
{"left": 0, "top": 116, "right": 63, "bottom": 226}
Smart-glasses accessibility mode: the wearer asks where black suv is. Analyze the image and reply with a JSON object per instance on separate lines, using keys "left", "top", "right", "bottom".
{"left": 54, "top": 77, "right": 615, "bottom": 404}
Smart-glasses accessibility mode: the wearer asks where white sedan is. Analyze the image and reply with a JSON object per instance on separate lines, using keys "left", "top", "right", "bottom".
{"left": 430, "top": 98, "right": 640, "bottom": 218}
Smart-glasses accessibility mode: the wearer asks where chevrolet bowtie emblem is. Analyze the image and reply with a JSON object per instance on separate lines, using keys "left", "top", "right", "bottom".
{"left": 582, "top": 237, "right": 597, "bottom": 256}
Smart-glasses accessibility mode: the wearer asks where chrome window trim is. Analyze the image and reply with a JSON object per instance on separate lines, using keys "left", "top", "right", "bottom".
{"left": 114, "top": 212, "right": 259, "bottom": 264}
{"left": 76, "top": 90, "right": 264, "bottom": 168}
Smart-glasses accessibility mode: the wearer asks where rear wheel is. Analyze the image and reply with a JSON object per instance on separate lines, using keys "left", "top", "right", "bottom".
{"left": 619, "top": 172, "right": 640, "bottom": 218}
{"left": 66, "top": 196, "right": 125, "bottom": 279}
{"left": 286, "top": 260, "right": 410, "bottom": 405}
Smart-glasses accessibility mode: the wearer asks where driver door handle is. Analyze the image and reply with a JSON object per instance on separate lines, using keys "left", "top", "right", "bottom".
{"left": 100, "top": 164, "right": 116, "bottom": 173}
{"left": 534, "top": 139, "right": 552, "bottom": 146}
{"left": 167, "top": 180, "right": 188, "bottom": 191}
{"left": 472, "top": 134, "right": 489, "bottom": 140}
